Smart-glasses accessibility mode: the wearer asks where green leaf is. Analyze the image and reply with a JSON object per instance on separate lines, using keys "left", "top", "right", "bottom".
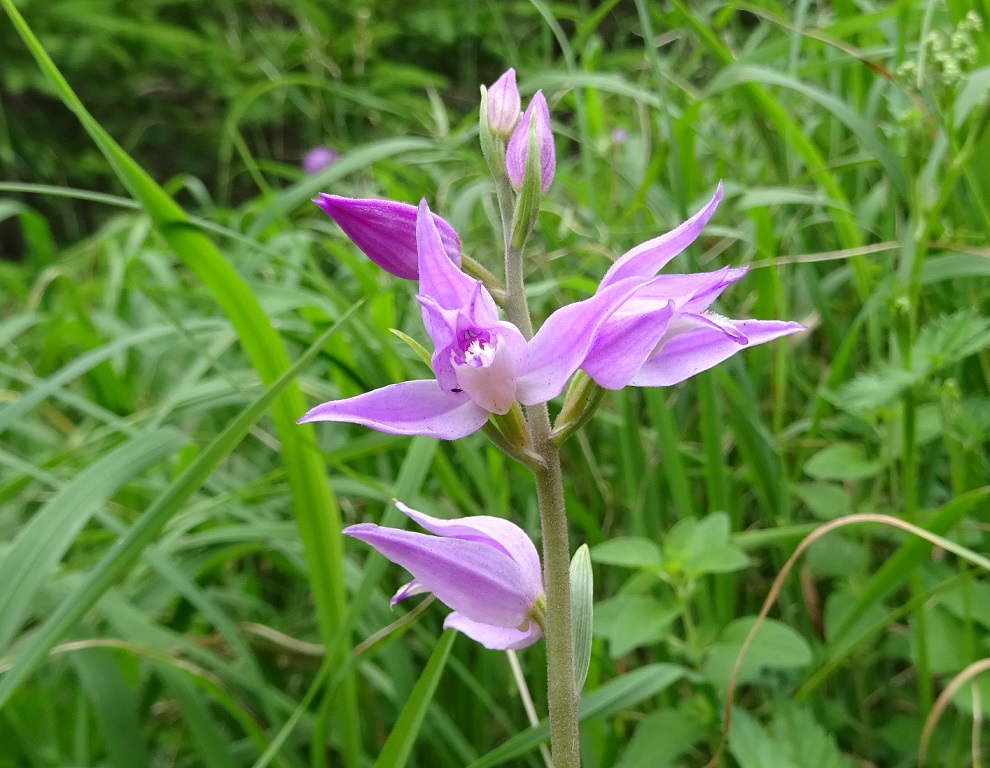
{"left": 804, "top": 443, "right": 882, "bottom": 480}
{"left": 792, "top": 483, "right": 851, "bottom": 521}
{"left": 593, "top": 595, "right": 680, "bottom": 657}
{"left": 570, "top": 544, "right": 594, "bottom": 692}
{"left": 590, "top": 536, "right": 662, "bottom": 569}
{"left": 616, "top": 708, "right": 707, "bottom": 768}
{"left": 0, "top": 429, "right": 187, "bottom": 656}
{"left": 373, "top": 630, "right": 456, "bottom": 768}
{"left": 72, "top": 649, "right": 152, "bottom": 768}
{"left": 704, "top": 617, "right": 812, "bottom": 689}
{"left": 729, "top": 703, "right": 854, "bottom": 768}
{"left": 467, "top": 663, "right": 690, "bottom": 768}
{"left": 0, "top": 314, "right": 355, "bottom": 708}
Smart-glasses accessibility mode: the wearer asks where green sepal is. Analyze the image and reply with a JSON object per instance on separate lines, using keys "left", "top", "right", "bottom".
{"left": 509, "top": 119, "right": 542, "bottom": 251}
{"left": 551, "top": 371, "right": 607, "bottom": 444}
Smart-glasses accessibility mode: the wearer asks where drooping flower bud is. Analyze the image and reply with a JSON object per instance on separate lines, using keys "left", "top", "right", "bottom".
{"left": 313, "top": 194, "right": 461, "bottom": 280}
{"left": 485, "top": 68, "right": 521, "bottom": 137}
{"left": 506, "top": 91, "right": 555, "bottom": 193}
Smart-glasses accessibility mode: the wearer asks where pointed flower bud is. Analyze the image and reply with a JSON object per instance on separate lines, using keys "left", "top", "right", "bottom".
{"left": 345, "top": 501, "right": 545, "bottom": 650}
{"left": 485, "top": 68, "right": 521, "bottom": 137}
{"left": 313, "top": 194, "right": 461, "bottom": 280}
{"left": 506, "top": 91, "right": 555, "bottom": 193}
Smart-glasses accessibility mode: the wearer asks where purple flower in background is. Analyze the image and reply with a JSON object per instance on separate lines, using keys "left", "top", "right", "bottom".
{"left": 298, "top": 200, "right": 644, "bottom": 439}
{"left": 506, "top": 91, "right": 555, "bottom": 193}
{"left": 302, "top": 146, "right": 340, "bottom": 175}
{"left": 485, "top": 68, "right": 521, "bottom": 136}
{"left": 580, "top": 182, "right": 805, "bottom": 389}
{"left": 345, "top": 501, "right": 544, "bottom": 650}
{"left": 314, "top": 195, "right": 461, "bottom": 280}
{"left": 611, "top": 127, "right": 629, "bottom": 144}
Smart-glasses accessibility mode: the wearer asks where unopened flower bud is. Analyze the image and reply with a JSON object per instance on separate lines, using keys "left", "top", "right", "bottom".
{"left": 506, "top": 91, "right": 555, "bottom": 193}
{"left": 486, "top": 68, "right": 521, "bottom": 137}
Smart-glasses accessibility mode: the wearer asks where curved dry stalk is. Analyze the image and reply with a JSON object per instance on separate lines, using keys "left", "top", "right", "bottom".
{"left": 919, "top": 657, "right": 990, "bottom": 760}
{"left": 704, "top": 512, "right": 990, "bottom": 768}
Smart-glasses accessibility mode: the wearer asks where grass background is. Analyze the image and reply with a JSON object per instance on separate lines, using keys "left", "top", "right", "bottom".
{"left": 2, "top": 1, "right": 989, "bottom": 766}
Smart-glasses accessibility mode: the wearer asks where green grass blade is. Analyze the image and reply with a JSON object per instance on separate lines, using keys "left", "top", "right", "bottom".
{"left": 0, "top": 428, "right": 187, "bottom": 655}
{"left": 373, "top": 630, "right": 457, "bottom": 768}
{"left": 0, "top": 311, "right": 355, "bottom": 708}
{"left": 0, "top": 2, "right": 360, "bottom": 759}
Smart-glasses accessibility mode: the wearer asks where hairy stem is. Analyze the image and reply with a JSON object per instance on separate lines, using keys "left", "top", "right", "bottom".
{"left": 531, "top": 404, "right": 579, "bottom": 767}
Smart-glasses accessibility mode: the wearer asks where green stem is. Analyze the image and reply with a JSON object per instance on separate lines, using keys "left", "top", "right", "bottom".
{"left": 531, "top": 407, "right": 580, "bottom": 768}
{"left": 498, "top": 185, "right": 578, "bottom": 767}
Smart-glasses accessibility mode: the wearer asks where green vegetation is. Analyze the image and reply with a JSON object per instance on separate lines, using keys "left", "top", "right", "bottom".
{"left": 1, "top": 1, "right": 989, "bottom": 766}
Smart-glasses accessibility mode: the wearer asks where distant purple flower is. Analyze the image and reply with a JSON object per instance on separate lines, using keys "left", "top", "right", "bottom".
{"left": 298, "top": 200, "right": 643, "bottom": 439}
{"left": 506, "top": 91, "right": 555, "bottom": 193}
{"left": 486, "top": 68, "right": 521, "bottom": 136}
{"left": 345, "top": 501, "right": 544, "bottom": 650}
{"left": 302, "top": 146, "right": 339, "bottom": 175}
{"left": 611, "top": 128, "right": 629, "bottom": 144}
{"left": 314, "top": 195, "right": 461, "bottom": 280}
{"left": 580, "top": 182, "right": 805, "bottom": 389}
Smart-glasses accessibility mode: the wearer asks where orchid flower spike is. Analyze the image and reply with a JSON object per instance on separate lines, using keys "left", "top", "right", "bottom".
{"left": 298, "top": 199, "right": 644, "bottom": 439}
{"left": 314, "top": 195, "right": 461, "bottom": 280}
{"left": 580, "top": 182, "right": 805, "bottom": 389}
{"left": 345, "top": 502, "right": 545, "bottom": 650}
{"left": 506, "top": 91, "right": 555, "bottom": 193}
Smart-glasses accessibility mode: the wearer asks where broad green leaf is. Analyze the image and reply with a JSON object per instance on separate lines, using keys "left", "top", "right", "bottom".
{"left": 792, "top": 483, "right": 851, "bottom": 521}
{"left": 804, "top": 443, "right": 882, "bottom": 480}
{"left": 593, "top": 595, "right": 680, "bottom": 657}
{"left": 616, "top": 708, "right": 707, "bottom": 768}
{"left": 590, "top": 537, "right": 662, "bottom": 569}
{"left": 729, "top": 703, "right": 854, "bottom": 768}
{"left": 704, "top": 617, "right": 812, "bottom": 689}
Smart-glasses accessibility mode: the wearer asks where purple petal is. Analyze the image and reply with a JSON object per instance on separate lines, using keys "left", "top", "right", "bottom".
{"left": 391, "top": 579, "right": 428, "bottom": 606}
{"left": 395, "top": 502, "right": 542, "bottom": 589}
{"left": 314, "top": 195, "right": 461, "bottom": 280}
{"left": 515, "top": 277, "right": 647, "bottom": 405}
{"left": 486, "top": 68, "right": 521, "bottom": 135}
{"left": 296, "top": 379, "right": 489, "bottom": 440}
{"left": 343, "top": 524, "right": 539, "bottom": 628}
{"left": 583, "top": 298, "right": 675, "bottom": 390}
{"left": 598, "top": 182, "right": 724, "bottom": 291}
{"left": 444, "top": 612, "right": 542, "bottom": 650}
{"left": 417, "top": 199, "right": 480, "bottom": 309}
{"left": 643, "top": 266, "right": 749, "bottom": 314}
{"left": 506, "top": 91, "right": 555, "bottom": 193}
{"left": 629, "top": 319, "right": 805, "bottom": 387}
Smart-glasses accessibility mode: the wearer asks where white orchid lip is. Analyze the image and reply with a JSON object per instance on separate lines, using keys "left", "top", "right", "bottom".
{"left": 451, "top": 331, "right": 518, "bottom": 414}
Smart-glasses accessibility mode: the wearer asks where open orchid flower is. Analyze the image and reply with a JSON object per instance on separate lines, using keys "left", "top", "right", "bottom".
{"left": 580, "top": 182, "right": 805, "bottom": 389}
{"left": 298, "top": 199, "right": 645, "bottom": 439}
{"left": 344, "top": 501, "right": 545, "bottom": 650}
